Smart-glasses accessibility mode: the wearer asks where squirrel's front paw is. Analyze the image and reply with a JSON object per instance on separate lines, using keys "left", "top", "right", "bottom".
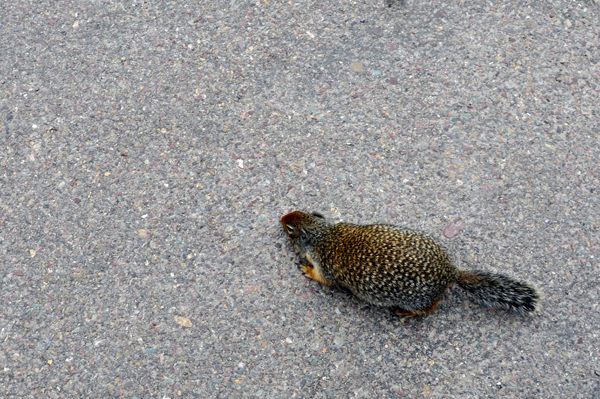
{"left": 298, "top": 263, "right": 331, "bottom": 287}
{"left": 298, "top": 263, "right": 313, "bottom": 277}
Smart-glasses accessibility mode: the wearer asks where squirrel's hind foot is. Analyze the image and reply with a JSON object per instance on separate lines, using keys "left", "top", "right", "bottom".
{"left": 394, "top": 299, "right": 440, "bottom": 318}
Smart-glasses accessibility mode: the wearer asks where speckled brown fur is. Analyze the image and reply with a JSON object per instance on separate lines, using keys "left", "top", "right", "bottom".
{"left": 281, "top": 210, "right": 539, "bottom": 317}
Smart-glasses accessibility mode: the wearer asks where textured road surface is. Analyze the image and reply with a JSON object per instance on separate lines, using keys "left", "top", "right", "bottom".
{"left": 1, "top": 0, "right": 599, "bottom": 397}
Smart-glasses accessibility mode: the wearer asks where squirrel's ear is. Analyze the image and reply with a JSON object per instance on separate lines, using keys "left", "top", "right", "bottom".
{"left": 299, "top": 229, "right": 309, "bottom": 243}
{"left": 312, "top": 212, "right": 324, "bottom": 219}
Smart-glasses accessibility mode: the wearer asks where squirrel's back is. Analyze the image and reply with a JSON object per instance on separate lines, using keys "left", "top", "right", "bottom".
{"left": 315, "top": 223, "right": 457, "bottom": 310}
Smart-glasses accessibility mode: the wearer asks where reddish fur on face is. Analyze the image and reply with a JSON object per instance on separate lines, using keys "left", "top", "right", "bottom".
{"left": 281, "top": 211, "right": 303, "bottom": 228}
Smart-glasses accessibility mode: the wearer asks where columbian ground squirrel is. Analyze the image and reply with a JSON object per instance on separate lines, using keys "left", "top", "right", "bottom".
{"left": 281, "top": 210, "right": 539, "bottom": 317}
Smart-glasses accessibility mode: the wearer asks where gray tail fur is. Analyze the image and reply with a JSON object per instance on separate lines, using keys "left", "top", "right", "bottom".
{"left": 456, "top": 270, "right": 539, "bottom": 313}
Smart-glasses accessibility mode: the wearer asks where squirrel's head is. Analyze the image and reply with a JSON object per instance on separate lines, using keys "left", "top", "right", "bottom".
{"left": 281, "top": 210, "right": 327, "bottom": 253}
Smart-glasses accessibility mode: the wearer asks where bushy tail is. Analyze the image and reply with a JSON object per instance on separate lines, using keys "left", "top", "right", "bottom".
{"left": 456, "top": 270, "right": 539, "bottom": 313}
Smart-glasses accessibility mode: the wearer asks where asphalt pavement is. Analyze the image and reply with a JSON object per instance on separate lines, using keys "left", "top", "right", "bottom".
{"left": 1, "top": 0, "right": 599, "bottom": 397}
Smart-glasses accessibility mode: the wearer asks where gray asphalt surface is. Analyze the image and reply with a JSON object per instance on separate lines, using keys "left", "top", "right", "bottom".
{"left": 1, "top": 0, "right": 599, "bottom": 397}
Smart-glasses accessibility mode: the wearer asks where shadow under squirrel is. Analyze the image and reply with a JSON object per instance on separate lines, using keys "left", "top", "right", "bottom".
{"left": 281, "top": 210, "right": 539, "bottom": 317}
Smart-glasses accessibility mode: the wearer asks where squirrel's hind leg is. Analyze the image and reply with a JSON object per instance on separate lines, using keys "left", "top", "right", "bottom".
{"left": 394, "top": 299, "right": 440, "bottom": 318}
{"left": 298, "top": 264, "right": 332, "bottom": 287}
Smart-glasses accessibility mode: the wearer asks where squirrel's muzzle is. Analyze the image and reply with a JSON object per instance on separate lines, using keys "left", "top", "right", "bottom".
{"left": 281, "top": 211, "right": 303, "bottom": 238}
{"left": 281, "top": 211, "right": 302, "bottom": 227}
